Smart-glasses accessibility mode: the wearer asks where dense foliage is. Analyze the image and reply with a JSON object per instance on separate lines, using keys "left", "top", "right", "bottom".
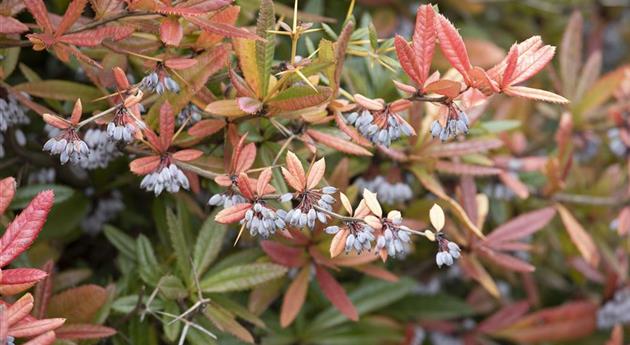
{"left": 1, "top": 0, "right": 629, "bottom": 344}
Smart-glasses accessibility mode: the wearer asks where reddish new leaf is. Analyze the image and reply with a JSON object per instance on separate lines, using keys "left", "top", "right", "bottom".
{"left": 24, "top": 0, "right": 53, "bottom": 34}
{"left": 285, "top": 151, "right": 306, "bottom": 190}
{"left": 215, "top": 203, "right": 251, "bottom": 224}
{"left": 0, "top": 190, "right": 54, "bottom": 268}
{"left": 188, "top": 119, "right": 225, "bottom": 138}
{"left": 160, "top": 17, "right": 183, "bottom": 46}
{"left": 315, "top": 265, "right": 358, "bottom": 321}
{"left": 56, "top": 0, "right": 88, "bottom": 37}
{"left": 186, "top": 16, "right": 261, "bottom": 41}
{"left": 164, "top": 58, "right": 197, "bottom": 70}
{"left": 485, "top": 207, "right": 556, "bottom": 245}
{"left": 477, "top": 300, "right": 530, "bottom": 333}
{"left": 33, "top": 261, "right": 54, "bottom": 319}
{"left": 280, "top": 266, "right": 310, "bottom": 327}
{"left": 7, "top": 293, "right": 34, "bottom": 326}
{"left": 0, "top": 16, "right": 29, "bottom": 34}
{"left": 395, "top": 35, "right": 422, "bottom": 86}
{"left": 436, "top": 14, "right": 472, "bottom": 84}
{"left": 504, "top": 86, "right": 569, "bottom": 104}
{"left": 261, "top": 241, "right": 304, "bottom": 267}
{"left": 172, "top": 149, "right": 203, "bottom": 162}
{"left": 59, "top": 25, "right": 134, "bottom": 46}
{"left": 478, "top": 247, "right": 535, "bottom": 272}
{"left": 307, "top": 158, "right": 325, "bottom": 190}
{"left": 0, "top": 268, "right": 47, "bottom": 285}
{"left": 556, "top": 204, "right": 600, "bottom": 267}
{"left": 234, "top": 143, "right": 256, "bottom": 174}
{"left": 0, "top": 177, "right": 16, "bottom": 215}
{"left": 56, "top": 324, "right": 116, "bottom": 340}
{"left": 306, "top": 129, "right": 373, "bottom": 156}
{"left": 411, "top": 4, "right": 436, "bottom": 86}
{"left": 9, "top": 318, "right": 66, "bottom": 338}
{"left": 159, "top": 101, "right": 175, "bottom": 151}
{"left": 129, "top": 156, "right": 161, "bottom": 175}
{"left": 22, "top": 330, "right": 56, "bottom": 345}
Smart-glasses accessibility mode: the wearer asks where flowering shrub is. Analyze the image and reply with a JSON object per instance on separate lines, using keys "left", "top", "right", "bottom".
{"left": 1, "top": 0, "right": 630, "bottom": 344}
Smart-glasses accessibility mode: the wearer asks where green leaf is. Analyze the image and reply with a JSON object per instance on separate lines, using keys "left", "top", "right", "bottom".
{"left": 368, "top": 23, "right": 378, "bottom": 50}
{"left": 193, "top": 211, "right": 228, "bottom": 277}
{"left": 10, "top": 184, "right": 74, "bottom": 209}
{"left": 309, "top": 278, "right": 415, "bottom": 331}
{"left": 321, "top": 23, "right": 338, "bottom": 40}
{"left": 166, "top": 208, "right": 192, "bottom": 281}
{"left": 200, "top": 263, "right": 287, "bottom": 293}
{"left": 267, "top": 85, "right": 332, "bottom": 111}
{"left": 256, "top": 0, "right": 275, "bottom": 97}
{"left": 163, "top": 300, "right": 182, "bottom": 342}
{"left": 383, "top": 294, "right": 475, "bottom": 320}
{"left": 112, "top": 295, "right": 163, "bottom": 314}
{"left": 40, "top": 193, "right": 89, "bottom": 239}
{"left": 211, "top": 295, "right": 266, "bottom": 328}
{"left": 104, "top": 225, "right": 136, "bottom": 261}
{"left": 159, "top": 275, "right": 188, "bottom": 300}
{"left": 136, "top": 234, "right": 162, "bottom": 285}
{"left": 209, "top": 248, "right": 263, "bottom": 275}
{"left": 480, "top": 120, "right": 521, "bottom": 133}
{"left": 318, "top": 39, "right": 336, "bottom": 89}
{"left": 13, "top": 80, "right": 106, "bottom": 111}
{"left": 0, "top": 47, "right": 20, "bottom": 79}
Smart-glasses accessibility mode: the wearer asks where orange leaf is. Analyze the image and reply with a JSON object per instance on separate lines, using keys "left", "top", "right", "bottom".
{"left": 129, "top": 156, "right": 160, "bottom": 175}
{"left": 485, "top": 207, "right": 556, "bottom": 245}
{"left": 9, "top": 318, "right": 66, "bottom": 338}
{"left": 424, "top": 79, "right": 462, "bottom": 99}
{"left": 0, "top": 177, "right": 16, "bottom": 215}
{"left": 22, "top": 330, "right": 56, "bottom": 345}
{"left": 0, "top": 190, "right": 54, "bottom": 267}
{"left": 0, "top": 268, "right": 47, "bottom": 285}
{"left": 172, "top": 149, "right": 203, "bottom": 162}
{"left": 280, "top": 266, "right": 310, "bottom": 327}
{"left": 436, "top": 14, "right": 472, "bottom": 84}
{"left": 160, "top": 17, "right": 183, "bottom": 46}
{"left": 7, "top": 293, "right": 34, "bottom": 326}
{"left": 285, "top": 151, "right": 306, "bottom": 190}
{"left": 215, "top": 203, "right": 251, "bottom": 224}
{"left": 261, "top": 241, "right": 304, "bottom": 267}
{"left": 56, "top": 324, "right": 116, "bottom": 340}
{"left": 164, "top": 58, "right": 197, "bottom": 70}
{"left": 556, "top": 203, "right": 600, "bottom": 267}
{"left": 46, "top": 285, "right": 107, "bottom": 323}
{"left": 256, "top": 168, "right": 273, "bottom": 196}
{"left": 306, "top": 129, "right": 373, "bottom": 156}
{"left": 24, "top": 0, "right": 54, "bottom": 34}
{"left": 315, "top": 265, "right": 358, "bottom": 321}
{"left": 159, "top": 101, "right": 175, "bottom": 150}
{"left": 411, "top": 4, "right": 436, "bottom": 86}
{"left": 504, "top": 86, "right": 569, "bottom": 104}
{"left": 188, "top": 119, "right": 225, "bottom": 138}
{"left": 56, "top": 0, "right": 88, "bottom": 37}
{"left": 306, "top": 158, "right": 325, "bottom": 190}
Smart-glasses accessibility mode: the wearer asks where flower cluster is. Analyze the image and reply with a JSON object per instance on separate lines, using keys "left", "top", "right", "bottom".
{"left": 81, "top": 190, "right": 124, "bottom": 234}
{"left": 345, "top": 95, "right": 415, "bottom": 147}
{"left": 243, "top": 201, "right": 285, "bottom": 237}
{"left": 327, "top": 192, "right": 378, "bottom": 256}
{"left": 43, "top": 128, "right": 90, "bottom": 165}
{"left": 79, "top": 128, "right": 121, "bottom": 170}
{"left": 107, "top": 106, "right": 138, "bottom": 143}
{"left": 430, "top": 104, "right": 470, "bottom": 141}
{"left": 597, "top": 287, "right": 630, "bottom": 329}
{"left": 354, "top": 175, "right": 413, "bottom": 204}
{"left": 280, "top": 151, "right": 334, "bottom": 229}
{"left": 140, "top": 161, "right": 190, "bottom": 195}
{"left": 176, "top": 104, "right": 203, "bottom": 127}
{"left": 428, "top": 204, "right": 462, "bottom": 268}
{"left": 208, "top": 192, "right": 247, "bottom": 208}
{"left": 0, "top": 89, "right": 30, "bottom": 158}
{"left": 141, "top": 64, "right": 180, "bottom": 94}
{"left": 374, "top": 210, "right": 413, "bottom": 258}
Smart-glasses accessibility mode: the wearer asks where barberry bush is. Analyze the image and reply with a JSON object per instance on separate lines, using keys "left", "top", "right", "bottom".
{"left": 1, "top": 0, "right": 629, "bottom": 344}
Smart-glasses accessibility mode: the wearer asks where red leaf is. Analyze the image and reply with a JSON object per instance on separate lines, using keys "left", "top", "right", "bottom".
{"left": 234, "top": 142, "right": 256, "bottom": 174}
{"left": 56, "top": 0, "right": 88, "bottom": 37}
{"left": 501, "top": 43, "right": 519, "bottom": 89}
{"left": 394, "top": 35, "right": 422, "bottom": 86}
{"left": 24, "top": 0, "right": 53, "bottom": 34}
{"left": 22, "top": 331, "right": 56, "bottom": 345}
{"left": 504, "top": 86, "right": 569, "bottom": 104}
{"left": 484, "top": 207, "right": 556, "bottom": 245}
{"left": 164, "top": 58, "right": 197, "bottom": 70}
{"left": 46, "top": 284, "right": 107, "bottom": 323}
{"left": 261, "top": 241, "right": 304, "bottom": 267}
{"left": 353, "top": 264, "right": 398, "bottom": 282}
{"left": 7, "top": 293, "right": 34, "bottom": 326}
{"left": 285, "top": 151, "right": 306, "bottom": 190}
{"left": 411, "top": 4, "right": 436, "bottom": 86}
{"left": 436, "top": 14, "right": 472, "bottom": 84}
{"left": 556, "top": 203, "right": 600, "bottom": 267}
{"left": 280, "top": 266, "right": 310, "bottom": 327}
{"left": 59, "top": 25, "right": 134, "bottom": 46}
{"left": 172, "top": 149, "right": 203, "bottom": 162}
{"left": 256, "top": 168, "right": 273, "bottom": 196}
{"left": 160, "top": 17, "right": 183, "bottom": 46}
{"left": 237, "top": 173, "right": 255, "bottom": 200}
{"left": 512, "top": 44, "right": 555, "bottom": 85}
{"left": 306, "top": 129, "right": 373, "bottom": 156}
{"left": 315, "top": 265, "right": 358, "bottom": 321}
{"left": 605, "top": 324, "right": 623, "bottom": 345}
{"left": 33, "top": 261, "right": 54, "bottom": 319}
{"left": 424, "top": 79, "right": 462, "bottom": 99}
{"left": 9, "top": 318, "right": 66, "bottom": 338}
{"left": 129, "top": 156, "right": 161, "bottom": 175}
{"left": 435, "top": 161, "right": 501, "bottom": 176}
{"left": 0, "top": 269, "right": 47, "bottom": 285}
{"left": 159, "top": 101, "right": 175, "bottom": 150}
{"left": 0, "top": 177, "right": 16, "bottom": 215}
{"left": 478, "top": 246, "right": 535, "bottom": 272}
{"left": 56, "top": 324, "right": 116, "bottom": 340}
{"left": 477, "top": 300, "right": 529, "bottom": 333}
{"left": 0, "top": 190, "right": 54, "bottom": 268}
{"left": 154, "top": 0, "right": 232, "bottom": 16}
{"left": 69, "top": 99, "right": 82, "bottom": 125}
{"left": 0, "top": 16, "right": 29, "bottom": 34}
{"left": 215, "top": 203, "right": 251, "bottom": 224}
{"left": 188, "top": 119, "right": 225, "bottom": 138}
{"left": 307, "top": 158, "right": 325, "bottom": 190}
{"left": 186, "top": 16, "right": 261, "bottom": 41}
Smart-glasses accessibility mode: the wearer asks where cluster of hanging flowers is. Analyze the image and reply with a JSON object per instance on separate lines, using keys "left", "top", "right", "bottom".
{"left": 212, "top": 146, "right": 462, "bottom": 266}
{"left": 344, "top": 95, "right": 415, "bottom": 147}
